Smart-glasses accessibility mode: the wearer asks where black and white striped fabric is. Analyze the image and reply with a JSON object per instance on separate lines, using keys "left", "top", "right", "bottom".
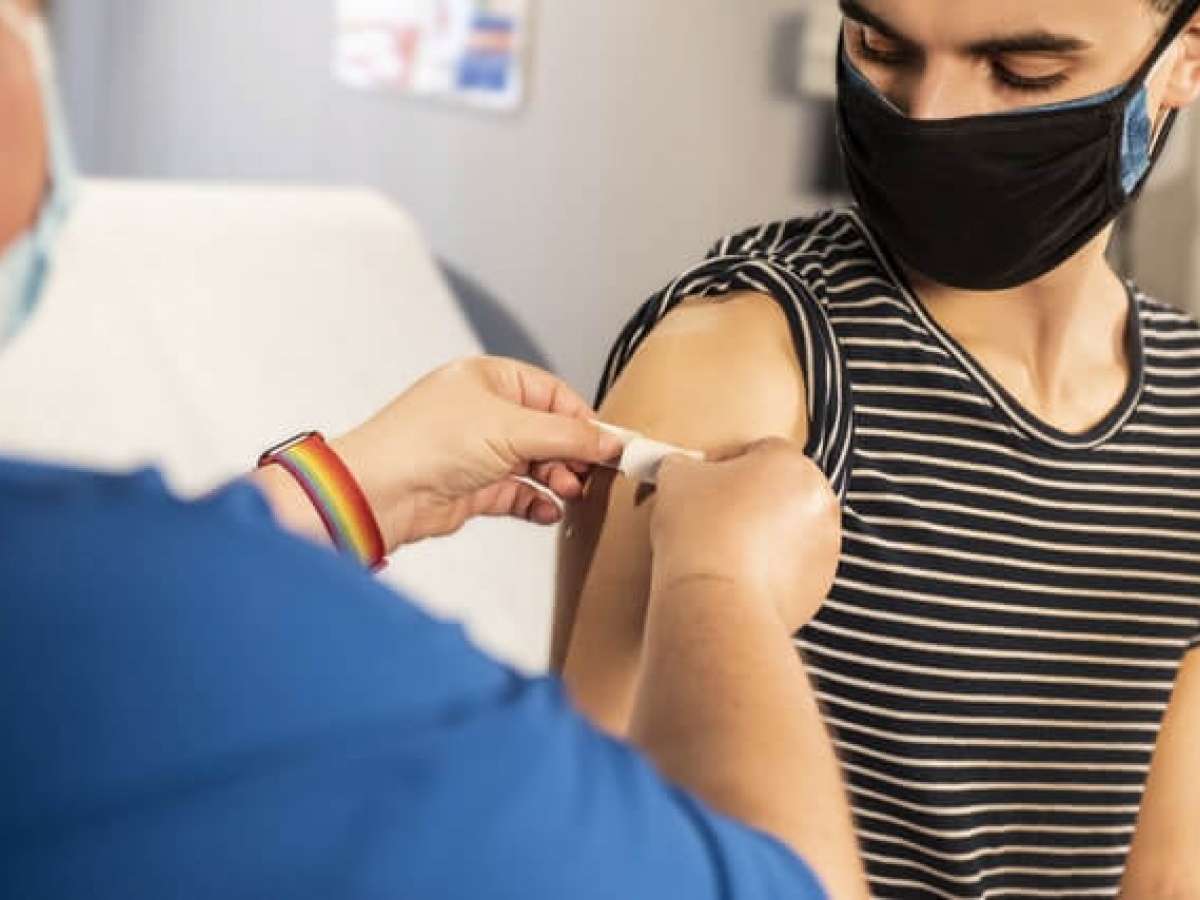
{"left": 597, "top": 208, "right": 1200, "bottom": 900}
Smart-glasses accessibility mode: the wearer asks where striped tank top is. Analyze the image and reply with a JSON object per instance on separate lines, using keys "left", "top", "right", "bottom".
{"left": 597, "top": 208, "right": 1200, "bottom": 900}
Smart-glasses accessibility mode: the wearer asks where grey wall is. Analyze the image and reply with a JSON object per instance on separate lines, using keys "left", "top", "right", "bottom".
{"left": 52, "top": 0, "right": 830, "bottom": 394}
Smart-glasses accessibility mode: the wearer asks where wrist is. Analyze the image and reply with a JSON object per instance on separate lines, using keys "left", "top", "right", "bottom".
{"left": 329, "top": 427, "right": 418, "bottom": 552}
{"left": 256, "top": 431, "right": 390, "bottom": 569}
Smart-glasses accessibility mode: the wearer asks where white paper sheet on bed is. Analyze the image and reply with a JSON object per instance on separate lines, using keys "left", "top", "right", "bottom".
{"left": 0, "top": 179, "right": 557, "bottom": 672}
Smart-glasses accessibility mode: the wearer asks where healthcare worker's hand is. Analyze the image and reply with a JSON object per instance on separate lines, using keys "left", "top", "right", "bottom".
{"left": 333, "top": 357, "right": 624, "bottom": 548}
{"left": 648, "top": 438, "right": 842, "bottom": 632}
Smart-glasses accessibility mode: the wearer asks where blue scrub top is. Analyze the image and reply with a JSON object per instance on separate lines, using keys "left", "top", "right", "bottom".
{"left": 0, "top": 458, "right": 825, "bottom": 900}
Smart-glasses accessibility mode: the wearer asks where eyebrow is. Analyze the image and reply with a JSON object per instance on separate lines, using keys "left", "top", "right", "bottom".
{"left": 838, "top": 0, "right": 1093, "bottom": 56}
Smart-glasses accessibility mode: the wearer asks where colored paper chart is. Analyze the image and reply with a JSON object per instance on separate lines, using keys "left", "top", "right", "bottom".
{"left": 334, "top": 0, "right": 532, "bottom": 112}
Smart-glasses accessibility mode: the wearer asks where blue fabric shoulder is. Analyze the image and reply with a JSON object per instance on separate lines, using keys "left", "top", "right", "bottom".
{"left": 0, "top": 459, "right": 512, "bottom": 836}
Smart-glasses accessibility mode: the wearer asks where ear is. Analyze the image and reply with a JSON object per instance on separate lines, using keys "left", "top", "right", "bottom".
{"left": 1160, "top": 15, "right": 1200, "bottom": 109}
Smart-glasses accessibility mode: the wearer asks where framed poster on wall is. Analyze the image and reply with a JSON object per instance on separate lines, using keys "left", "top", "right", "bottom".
{"left": 334, "top": 0, "right": 532, "bottom": 112}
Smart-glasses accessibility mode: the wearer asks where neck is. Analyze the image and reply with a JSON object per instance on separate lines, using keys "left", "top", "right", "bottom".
{"left": 905, "top": 226, "right": 1135, "bottom": 435}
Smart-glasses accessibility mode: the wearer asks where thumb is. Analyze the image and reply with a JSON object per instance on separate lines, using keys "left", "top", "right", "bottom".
{"left": 508, "top": 409, "right": 625, "bottom": 467}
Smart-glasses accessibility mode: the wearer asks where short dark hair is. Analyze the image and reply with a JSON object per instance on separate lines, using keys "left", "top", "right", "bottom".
{"left": 1148, "top": 0, "right": 1181, "bottom": 11}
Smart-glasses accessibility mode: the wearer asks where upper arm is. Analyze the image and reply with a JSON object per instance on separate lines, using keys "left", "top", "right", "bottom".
{"left": 552, "top": 293, "right": 809, "bottom": 733}
{"left": 1120, "top": 647, "right": 1200, "bottom": 898}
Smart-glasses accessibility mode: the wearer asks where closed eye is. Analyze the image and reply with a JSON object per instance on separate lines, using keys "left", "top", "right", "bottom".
{"left": 852, "top": 23, "right": 1070, "bottom": 96}
{"left": 855, "top": 23, "right": 918, "bottom": 67}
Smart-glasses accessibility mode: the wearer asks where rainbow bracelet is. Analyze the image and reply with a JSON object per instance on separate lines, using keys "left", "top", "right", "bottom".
{"left": 258, "top": 431, "right": 387, "bottom": 572}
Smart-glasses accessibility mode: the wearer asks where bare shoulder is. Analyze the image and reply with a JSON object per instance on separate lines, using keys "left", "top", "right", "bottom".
{"left": 600, "top": 292, "right": 808, "bottom": 452}
{"left": 551, "top": 291, "right": 809, "bottom": 697}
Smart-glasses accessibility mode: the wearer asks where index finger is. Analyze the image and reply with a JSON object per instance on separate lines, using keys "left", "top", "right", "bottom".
{"left": 510, "top": 360, "right": 597, "bottom": 421}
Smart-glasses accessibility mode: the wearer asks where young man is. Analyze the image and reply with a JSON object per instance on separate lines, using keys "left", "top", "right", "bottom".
{"left": 557, "top": 1, "right": 1200, "bottom": 897}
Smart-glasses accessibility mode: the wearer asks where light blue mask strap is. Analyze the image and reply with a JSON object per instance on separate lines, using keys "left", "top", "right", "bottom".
{"left": 1121, "top": 85, "right": 1154, "bottom": 196}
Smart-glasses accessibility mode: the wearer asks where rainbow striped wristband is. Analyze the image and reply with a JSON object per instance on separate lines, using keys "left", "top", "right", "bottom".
{"left": 258, "top": 431, "right": 387, "bottom": 572}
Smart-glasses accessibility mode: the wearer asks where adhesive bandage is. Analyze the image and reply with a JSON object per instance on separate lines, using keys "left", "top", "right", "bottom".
{"left": 593, "top": 421, "right": 705, "bottom": 485}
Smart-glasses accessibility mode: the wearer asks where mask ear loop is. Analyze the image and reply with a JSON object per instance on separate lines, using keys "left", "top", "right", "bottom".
{"left": 1142, "top": 55, "right": 1178, "bottom": 167}
{"left": 1146, "top": 29, "right": 1193, "bottom": 142}
{"left": 1117, "top": 0, "right": 1200, "bottom": 198}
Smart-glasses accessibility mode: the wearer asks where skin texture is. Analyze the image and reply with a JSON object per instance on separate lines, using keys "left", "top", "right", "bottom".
{"left": 551, "top": 302, "right": 875, "bottom": 895}
{"left": 556, "top": 2, "right": 1200, "bottom": 895}
{"left": 555, "top": 294, "right": 810, "bottom": 731}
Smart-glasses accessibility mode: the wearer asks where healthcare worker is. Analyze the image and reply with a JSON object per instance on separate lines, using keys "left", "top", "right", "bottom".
{"left": 0, "top": 1, "right": 871, "bottom": 898}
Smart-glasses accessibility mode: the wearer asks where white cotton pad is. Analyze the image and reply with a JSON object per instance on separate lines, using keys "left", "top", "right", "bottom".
{"left": 593, "top": 421, "right": 705, "bottom": 485}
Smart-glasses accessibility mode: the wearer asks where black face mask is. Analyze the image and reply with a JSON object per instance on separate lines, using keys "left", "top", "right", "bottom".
{"left": 836, "top": 1, "right": 1199, "bottom": 292}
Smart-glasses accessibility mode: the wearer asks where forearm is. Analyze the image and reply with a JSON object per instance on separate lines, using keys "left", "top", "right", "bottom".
{"left": 629, "top": 576, "right": 868, "bottom": 900}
